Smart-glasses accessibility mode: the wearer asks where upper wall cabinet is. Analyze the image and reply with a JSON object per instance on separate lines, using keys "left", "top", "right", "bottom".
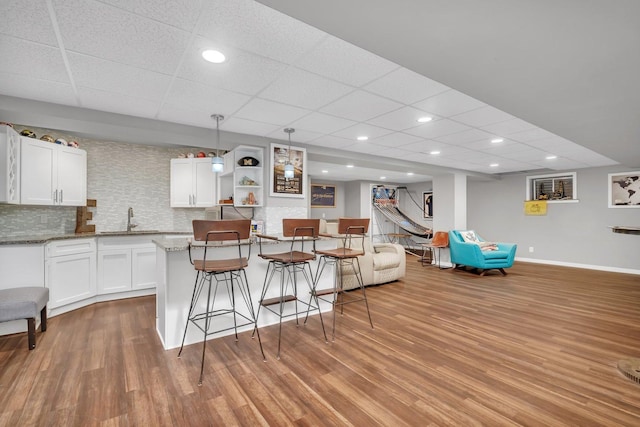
{"left": 20, "top": 138, "right": 87, "bottom": 206}
{"left": 170, "top": 158, "right": 217, "bottom": 208}
{"left": 219, "top": 145, "right": 264, "bottom": 207}
{"left": 0, "top": 125, "right": 20, "bottom": 204}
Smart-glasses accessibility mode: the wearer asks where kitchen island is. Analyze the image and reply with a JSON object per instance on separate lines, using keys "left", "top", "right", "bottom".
{"left": 154, "top": 236, "right": 336, "bottom": 350}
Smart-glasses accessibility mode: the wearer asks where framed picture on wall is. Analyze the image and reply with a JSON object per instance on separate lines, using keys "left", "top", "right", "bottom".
{"left": 270, "top": 143, "right": 306, "bottom": 198}
{"left": 423, "top": 191, "right": 433, "bottom": 218}
{"left": 608, "top": 171, "right": 640, "bottom": 207}
{"left": 311, "top": 184, "right": 336, "bottom": 207}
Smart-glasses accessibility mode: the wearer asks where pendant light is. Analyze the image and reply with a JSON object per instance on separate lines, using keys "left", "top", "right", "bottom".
{"left": 283, "top": 128, "right": 295, "bottom": 179}
{"left": 211, "top": 114, "right": 224, "bottom": 173}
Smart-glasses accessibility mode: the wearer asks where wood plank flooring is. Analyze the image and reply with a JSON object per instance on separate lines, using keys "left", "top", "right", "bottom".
{"left": 1, "top": 260, "right": 640, "bottom": 426}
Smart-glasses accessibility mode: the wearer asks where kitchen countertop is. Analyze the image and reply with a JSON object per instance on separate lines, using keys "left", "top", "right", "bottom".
{"left": 0, "top": 230, "right": 192, "bottom": 246}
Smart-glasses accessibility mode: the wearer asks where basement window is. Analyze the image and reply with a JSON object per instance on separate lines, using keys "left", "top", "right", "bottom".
{"left": 526, "top": 172, "right": 578, "bottom": 202}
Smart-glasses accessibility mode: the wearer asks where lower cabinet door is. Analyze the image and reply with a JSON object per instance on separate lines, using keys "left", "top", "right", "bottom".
{"left": 46, "top": 251, "right": 97, "bottom": 309}
{"left": 131, "top": 247, "right": 157, "bottom": 290}
{"left": 97, "top": 249, "right": 132, "bottom": 294}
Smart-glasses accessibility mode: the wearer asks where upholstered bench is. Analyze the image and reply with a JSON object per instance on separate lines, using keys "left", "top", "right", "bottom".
{"left": 0, "top": 287, "right": 49, "bottom": 350}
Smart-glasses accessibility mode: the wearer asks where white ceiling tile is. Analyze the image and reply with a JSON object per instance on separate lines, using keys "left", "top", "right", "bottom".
{"left": 163, "top": 78, "right": 251, "bottom": 115}
{"left": 483, "top": 141, "right": 534, "bottom": 155}
{"left": 508, "top": 127, "right": 557, "bottom": 142}
{"left": 0, "top": 72, "right": 77, "bottom": 106}
{"left": 0, "top": 36, "right": 69, "bottom": 83}
{"left": 219, "top": 117, "right": 280, "bottom": 136}
{"left": 307, "top": 135, "right": 354, "bottom": 150}
{"left": 53, "top": 0, "right": 188, "bottom": 75}
{"left": 77, "top": 88, "right": 160, "bottom": 118}
{"left": 480, "top": 118, "right": 537, "bottom": 136}
{"left": 413, "top": 89, "right": 486, "bottom": 117}
{"left": 197, "top": 0, "right": 325, "bottom": 64}
{"left": 542, "top": 159, "right": 591, "bottom": 171}
{"left": 497, "top": 148, "right": 548, "bottom": 162}
{"left": 266, "top": 127, "right": 323, "bottom": 143}
{"left": 364, "top": 68, "right": 449, "bottom": 104}
{"left": 451, "top": 105, "right": 514, "bottom": 127}
{"left": 434, "top": 128, "right": 495, "bottom": 145}
{"left": 68, "top": 53, "right": 172, "bottom": 101}
{"left": 179, "top": 36, "right": 287, "bottom": 95}
{"left": 234, "top": 98, "right": 310, "bottom": 125}
{"left": 368, "top": 133, "right": 423, "bottom": 148}
{"left": 156, "top": 105, "right": 224, "bottom": 128}
{"left": 289, "top": 112, "right": 356, "bottom": 134}
{"left": 0, "top": 0, "right": 58, "bottom": 46}
{"left": 369, "top": 146, "right": 414, "bottom": 159}
{"left": 402, "top": 140, "right": 470, "bottom": 156}
{"left": 98, "top": 0, "right": 204, "bottom": 31}
{"left": 259, "top": 67, "right": 353, "bottom": 110}
{"left": 366, "top": 106, "right": 438, "bottom": 131}
{"left": 404, "top": 119, "right": 470, "bottom": 139}
{"left": 320, "top": 90, "right": 403, "bottom": 122}
{"left": 295, "top": 35, "right": 399, "bottom": 87}
{"left": 332, "top": 123, "right": 393, "bottom": 140}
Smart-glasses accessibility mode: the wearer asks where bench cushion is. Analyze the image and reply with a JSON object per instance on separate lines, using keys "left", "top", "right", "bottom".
{"left": 0, "top": 287, "right": 49, "bottom": 322}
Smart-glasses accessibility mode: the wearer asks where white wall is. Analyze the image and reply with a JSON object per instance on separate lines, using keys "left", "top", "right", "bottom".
{"left": 467, "top": 166, "right": 640, "bottom": 273}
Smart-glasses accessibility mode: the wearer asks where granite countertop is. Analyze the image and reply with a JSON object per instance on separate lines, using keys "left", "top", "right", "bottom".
{"left": 0, "top": 230, "right": 192, "bottom": 246}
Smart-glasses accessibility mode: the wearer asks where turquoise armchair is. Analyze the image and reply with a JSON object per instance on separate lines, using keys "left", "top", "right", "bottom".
{"left": 448, "top": 230, "right": 517, "bottom": 276}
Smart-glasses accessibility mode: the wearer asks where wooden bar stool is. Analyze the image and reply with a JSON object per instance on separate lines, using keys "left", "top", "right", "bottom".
{"left": 313, "top": 218, "right": 373, "bottom": 341}
{"left": 253, "top": 218, "right": 327, "bottom": 359}
{"left": 178, "top": 219, "right": 264, "bottom": 386}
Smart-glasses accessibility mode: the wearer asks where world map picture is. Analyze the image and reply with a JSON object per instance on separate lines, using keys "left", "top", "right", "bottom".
{"left": 609, "top": 171, "right": 640, "bottom": 207}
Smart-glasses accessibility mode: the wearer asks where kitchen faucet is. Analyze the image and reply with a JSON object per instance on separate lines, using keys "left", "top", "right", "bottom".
{"left": 127, "top": 207, "right": 137, "bottom": 232}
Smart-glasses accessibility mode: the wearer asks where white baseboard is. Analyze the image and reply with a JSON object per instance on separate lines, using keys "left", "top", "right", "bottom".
{"left": 515, "top": 257, "right": 640, "bottom": 276}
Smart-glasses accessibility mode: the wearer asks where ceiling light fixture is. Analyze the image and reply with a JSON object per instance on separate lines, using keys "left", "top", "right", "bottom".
{"left": 346, "top": 164, "right": 354, "bottom": 168}
{"left": 322, "top": 170, "right": 328, "bottom": 174}
{"left": 491, "top": 138, "right": 504, "bottom": 143}
{"left": 546, "top": 155, "right": 558, "bottom": 160}
{"left": 490, "top": 163, "right": 499, "bottom": 167}
{"left": 202, "top": 49, "right": 226, "bottom": 63}
{"left": 407, "top": 172, "right": 414, "bottom": 176}
{"left": 357, "top": 136, "right": 368, "bottom": 141}
{"left": 417, "top": 116, "right": 433, "bottom": 123}
{"left": 284, "top": 128, "right": 295, "bottom": 179}
{"left": 211, "top": 114, "right": 224, "bottom": 173}
{"left": 430, "top": 150, "right": 441, "bottom": 155}
{"left": 380, "top": 176, "right": 386, "bottom": 180}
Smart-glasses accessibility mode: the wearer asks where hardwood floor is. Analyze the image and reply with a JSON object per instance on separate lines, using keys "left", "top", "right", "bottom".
{"left": 1, "top": 259, "right": 640, "bottom": 426}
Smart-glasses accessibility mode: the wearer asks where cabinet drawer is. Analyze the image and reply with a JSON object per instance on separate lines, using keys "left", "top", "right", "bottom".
{"left": 47, "top": 238, "right": 96, "bottom": 257}
{"left": 97, "top": 235, "right": 156, "bottom": 250}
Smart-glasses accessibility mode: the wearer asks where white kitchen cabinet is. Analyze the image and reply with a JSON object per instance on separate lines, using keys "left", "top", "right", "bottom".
{"left": 20, "top": 137, "right": 87, "bottom": 206}
{"left": 97, "top": 236, "right": 157, "bottom": 294}
{"left": 45, "top": 239, "right": 97, "bottom": 310}
{"left": 0, "top": 125, "right": 20, "bottom": 204}
{"left": 218, "top": 145, "right": 264, "bottom": 207}
{"left": 170, "top": 158, "right": 216, "bottom": 207}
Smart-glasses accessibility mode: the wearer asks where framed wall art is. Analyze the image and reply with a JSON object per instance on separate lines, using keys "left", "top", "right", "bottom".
{"left": 608, "top": 171, "right": 640, "bottom": 208}
{"left": 423, "top": 191, "right": 433, "bottom": 218}
{"left": 270, "top": 143, "right": 306, "bottom": 198}
{"left": 311, "top": 184, "right": 336, "bottom": 207}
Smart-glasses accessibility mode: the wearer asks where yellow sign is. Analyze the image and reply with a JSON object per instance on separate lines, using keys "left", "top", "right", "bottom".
{"left": 524, "top": 200, "right": 547, "bottom": 215}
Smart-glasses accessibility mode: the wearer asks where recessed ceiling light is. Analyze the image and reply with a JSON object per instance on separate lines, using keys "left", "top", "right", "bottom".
{"left": 321, "top": 170, "right": 328, "bottom": 173}
{"left": 490, "top": 163, "right": 500, "bottom": 167}
{"left": 430, "top": 150, "right": 441, "bottom": 155}
{"left": 380, "top": 176, "right": 386, "bottom": 180}
{"left": 417, "top": 116, "right": 433, "bottom": 123}
{"left": 491, "top": 138, "right": 504, "bottom": 143}
{"left": 407, "top": 172, "right": 414, "bottom": 176}
{"left": 202, "top": 49, "right": 226, "bottom": 63}
{"left": 545, "top": 155, "right": 557, "bottom": 160}
{"left": 357, "top": 136, "right": 368, "bottom": 141}
{"left": 346, "top": 164, "right": 354, "bottom": 168}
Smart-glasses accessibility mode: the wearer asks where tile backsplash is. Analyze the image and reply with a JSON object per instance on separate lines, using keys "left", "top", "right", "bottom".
{"left": 0, "top": 125, "right": 210, "bottom": 237}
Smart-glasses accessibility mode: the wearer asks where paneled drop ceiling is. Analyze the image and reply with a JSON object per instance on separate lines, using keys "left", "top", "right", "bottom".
{"left": 0, "top": 0, "right": 626, "bottom": 183}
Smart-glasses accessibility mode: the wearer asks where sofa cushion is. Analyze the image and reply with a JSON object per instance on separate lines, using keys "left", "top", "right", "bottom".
{"left": 373, "top": 252, "right": 401, "bottom": 270}
{"left": 482, "top": 250, "right": 510, "bottom": 260}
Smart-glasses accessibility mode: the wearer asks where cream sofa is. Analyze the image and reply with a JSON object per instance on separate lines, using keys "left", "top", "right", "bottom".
{"left": 320, "top": 220, "right": 406, "bottom": 290}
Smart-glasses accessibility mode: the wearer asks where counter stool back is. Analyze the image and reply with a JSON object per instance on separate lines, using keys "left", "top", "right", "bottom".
{"left": 313, "top": 217, "right": 373, "bottom": 340}
{"left": 178, "top": 219, "right": 264, "bottom": 385}
{"left": 254, "top": 218, "right": 327, "bottom": 359}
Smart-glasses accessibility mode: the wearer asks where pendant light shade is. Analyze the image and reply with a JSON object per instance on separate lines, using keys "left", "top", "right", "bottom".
{"left": 284, "top": 128, "right": 295, "bottom": 179}
{"left": 211, "top": 114, "right": 224, "bottom": 173}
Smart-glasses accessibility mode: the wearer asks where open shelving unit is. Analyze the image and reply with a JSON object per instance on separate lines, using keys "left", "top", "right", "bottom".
{"left": 219, "top": 145, "right": 264, "bottom": 208}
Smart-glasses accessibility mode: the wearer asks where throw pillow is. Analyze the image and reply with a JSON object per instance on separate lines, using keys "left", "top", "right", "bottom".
{"left": 460, "top": 230, "right": 479, "bottom": 243}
